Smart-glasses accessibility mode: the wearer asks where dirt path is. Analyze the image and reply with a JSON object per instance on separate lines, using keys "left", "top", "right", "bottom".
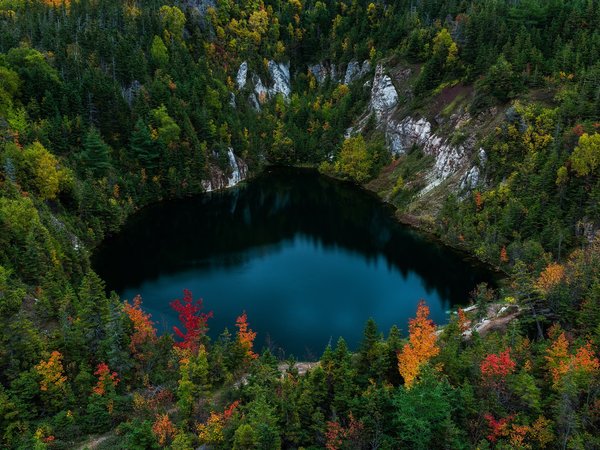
{"left": 76, "top": 432, "right": 114, "bottom": 450}
{"left": 461, "top": 303, "right": 521, "bottom": 338}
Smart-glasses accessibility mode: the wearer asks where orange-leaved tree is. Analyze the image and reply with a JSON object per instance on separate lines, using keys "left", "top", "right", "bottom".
{"left": 535, "top": 263, "right": 564, "bottom": 294}
{"left": 124, "top": 295, "right": 157, "bottom": 360}
{"left": 236, "top": 311, "right": 258, "bottom": 361}
{"left": 35, "top": 351, "right": 67, "bottom": 393}
{"left": 197, "top": 400, "right": 240, "bottom": 445}
{"left": 152, "top": 413, "right": 176, "bottom": 446}
{"left": 545, "top": 324, "right": 599, "bottom": 389}
{"left": 397, "top": 300, "right": 439, "bottom": 388}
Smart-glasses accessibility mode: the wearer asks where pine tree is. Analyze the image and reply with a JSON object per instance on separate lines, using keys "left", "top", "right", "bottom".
{"left": 130, "top": 119, "right": 159, "bottom": 169}
{"left": 358, "top": 318, "right": 387, "bottom": 384}
{"left": 81, "top": 127, "right": 111, "bottom": 176}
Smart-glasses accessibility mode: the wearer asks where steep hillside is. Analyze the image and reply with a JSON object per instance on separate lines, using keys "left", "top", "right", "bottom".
{"left": 0, "top": 0, "right": 600, "bottom": 448}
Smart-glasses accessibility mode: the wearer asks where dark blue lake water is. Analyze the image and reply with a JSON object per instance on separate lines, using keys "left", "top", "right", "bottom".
{"left": 93, "top": 167, "right": 494, "bottom": 359}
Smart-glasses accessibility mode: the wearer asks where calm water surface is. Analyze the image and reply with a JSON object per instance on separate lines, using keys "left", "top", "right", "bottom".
{"left": 93, "top": 168, "right": 495, "bottom": 359}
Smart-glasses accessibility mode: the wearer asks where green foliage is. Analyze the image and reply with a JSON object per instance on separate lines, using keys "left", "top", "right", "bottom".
{"left": 570, "top": 132, "right": 600, "bottom": 177}
{"left": 130, "top": 119, "right": 159, "bottom": 169}
{"left": 472, "top": 55, "right": 522, "bottom": 110}
{"left": 117, "top": 418, "right": 160, "bottom": 449}
{"left": 0, "top": 0, "right": 598, "bottom": 447}
{"left": 81, "top": 127, "right": 112, "bottom": 177}
{"left": 150, "top": 36, "right": 169, "bottom": 67}
{"left": 16, "top": 141, "right": 72, "bottom": 200}
{"left": 393, "top": 370, "right": 463, "bottom": 448}
{"left": 159, "top": 6, "right": 186, "bottom": 43}
{"left": 0, "top": 65, "right": 19, "bottom": 116}
{"left": 150, "top": 105, "right": 181, "bottom": 149}
{"left": 334, "top": 135, "right": 373, "bottom": 183}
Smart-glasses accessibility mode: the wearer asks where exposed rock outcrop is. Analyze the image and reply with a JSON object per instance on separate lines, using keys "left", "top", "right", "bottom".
{"left": 308, "top": 60, "right": 371, "bottom": 85}
{"left": 235, "top": 60, "right": 291, "bottom": 111}
{"left": 183, "top": 0, "right": 215, "bottom": 30}
{"left": 236, "top": 61, "right": 248, "bottom": 89}
{"left": 460, "top": 148, "right": 486, "bottom": 191}
{"left": 384, "top": 116, "right": 471, "bottom": 194}
{"left": 308, "top": 62, "right": 329, "bottom": 84}
{"left": 370, "top": 64, "right": 398, "bottom": 118}
{"left": 361, "top": 63, "right": 489, "bottom": 199}
{"left": 183, "top": 0, "right": 215, "bottom": 16}
{"left": 344, "top": 60, "right": 371, "bottom": 85}
{"left": 267, "top": 60, "right": 291, "bottom": 98}
{"left": 252, "top": 75, "right": 268, "bottom": 105}
{"left": 202, "top": 148, "right": 248, "bottom": 192}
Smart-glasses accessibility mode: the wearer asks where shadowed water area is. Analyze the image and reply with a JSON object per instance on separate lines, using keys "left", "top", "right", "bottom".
{"left": 93, "top": 167, "right": 495, "bottom": 359}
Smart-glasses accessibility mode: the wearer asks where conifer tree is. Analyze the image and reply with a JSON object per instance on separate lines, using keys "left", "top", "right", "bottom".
{"left": 81, "top": 127, "right": 111, "bottom": 176}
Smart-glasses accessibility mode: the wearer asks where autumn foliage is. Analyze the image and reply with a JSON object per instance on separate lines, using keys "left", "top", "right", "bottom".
{"left": 93, "top": 362, "right": 120, "bottom": 396}
{"left": 170, "top": 289, "right": 213, "bottom": 352}
{"left": 480, "top": 349, "right": 517, "bottom": 383}
{"left": 35, "top": 351, "right": 67, "bottom": 393}
{"left": 41, "top": 0, "right": 70, "bottom": 9}
{"left": 124, "top": 295, "right": 157, "bottom": 359}
{"left": 484, "top": 413, "right": 514, "bottom": 443}
{"left": 485, "top": 414, "right": 554, "bottom": 447}
{"left": 457, "top": 307, "right": 469, "bottom": 333}
{"left": 474, "top": 191, "right": 483, "bottom": 211}
{"left": 397, "top": 301, "right": 439, "bottom": 388}
{"left": 236, "top": 311, "right": 258, "bottom": 361}
{"left": 535, "top": 262, "right": 565, "bottom": 293}
{"left": 197, "top": 401, "right": 240, "bottom": 444}
{"left": 500, "top": 245, "right": 509, "bottom": 263}
{"left": 325, "top": 413, "right": 364, "bottom": 450}
{"left": 545, "top": 326, "right": 600, "bottom": 388}
{"left": 152, "top": 413, "right": 176, "bottom": 446}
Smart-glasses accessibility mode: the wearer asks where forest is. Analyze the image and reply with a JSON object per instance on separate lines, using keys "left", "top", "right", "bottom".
{"left": 0, "top": 0, "right": 599, "bottom": 448}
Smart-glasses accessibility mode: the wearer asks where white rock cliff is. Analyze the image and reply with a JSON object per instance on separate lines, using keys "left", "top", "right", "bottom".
{"left": 202, "top": 148, "right": 248, "bottom": 192}
{"left": 366, "top": 64, "right": 484, "bottom": 196}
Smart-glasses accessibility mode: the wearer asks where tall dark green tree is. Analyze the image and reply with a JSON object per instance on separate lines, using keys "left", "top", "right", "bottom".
{"left": 80, "top": 127, "right": 111, "bottom": 176}
{"left": 130, "top": 119, "right": 159, "bottom": 169}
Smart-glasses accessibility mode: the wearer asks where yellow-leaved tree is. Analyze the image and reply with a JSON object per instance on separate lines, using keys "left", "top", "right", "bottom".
{"left": 397, "top": 300, "right": 440, "bottom": 388}
{"left": 21, "top": 141, "right": 71, "bottom": 200}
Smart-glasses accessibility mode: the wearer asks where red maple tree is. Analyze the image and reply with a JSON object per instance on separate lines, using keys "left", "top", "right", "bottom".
{"left": 325, "top": 413, "right": 364, "bottom": 450}
{"left": 170, "top": 289, "right": 213, "bottom": 352}
{"left": 484, "top": 413, "right": 514, "bottom": 442}
{"left": 93, "top": 362, "right": 119, "bottom": 396}
{"left": 480, "top": 349, "right": 517, "bottom": 383}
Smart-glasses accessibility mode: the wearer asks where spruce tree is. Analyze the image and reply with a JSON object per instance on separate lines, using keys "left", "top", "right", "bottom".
{"left": 81, "top": 127, "right": 111, "bottom": 176}
{"left": 130, "top": 119, "right": 159, "bottom": 169}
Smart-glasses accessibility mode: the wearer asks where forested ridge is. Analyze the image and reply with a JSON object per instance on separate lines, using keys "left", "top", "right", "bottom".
{"left": 0, "top": 0, "right": 600, "bottom": 448}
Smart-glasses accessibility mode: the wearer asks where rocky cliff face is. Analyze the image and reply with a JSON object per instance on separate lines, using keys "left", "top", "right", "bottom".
{"left": 308, "top": 60, "right": 371, "bottom": 85}
{"left": 267, "top": 61, "right": 291, "bottom": 98}
{"left": 235, "top": 60, "right": 291, "bottom": 110}
{"left": 365, "top": 64, "right": 486, "bottom": 199}
{"left": 370, "top": 64, "right": 398, "bottom": 118}
{"left": 231, "top": 57, "right": 487, "bottom": 203}
{"left": 202, "top": 148, "right": 248, "bottom": 192}
{"left": 236, "top": 61, "right": 248, "bottom": 89}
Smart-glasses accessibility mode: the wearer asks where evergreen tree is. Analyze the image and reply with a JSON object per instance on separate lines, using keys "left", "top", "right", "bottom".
{"left": 130, "top": 119, "right": 159, "bottom": 169}
{"left": 81, "top": 127, "right": 111, "bottom": 176}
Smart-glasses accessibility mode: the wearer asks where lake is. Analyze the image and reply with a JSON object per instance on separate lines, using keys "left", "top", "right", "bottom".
{"left": 93, "top": 167, "right": 495, "bottom": 359}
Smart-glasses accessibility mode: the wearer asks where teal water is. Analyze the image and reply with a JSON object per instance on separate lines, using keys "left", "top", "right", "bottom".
{"left": 93, "top": 167, "right": 494, "bottom": 359}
